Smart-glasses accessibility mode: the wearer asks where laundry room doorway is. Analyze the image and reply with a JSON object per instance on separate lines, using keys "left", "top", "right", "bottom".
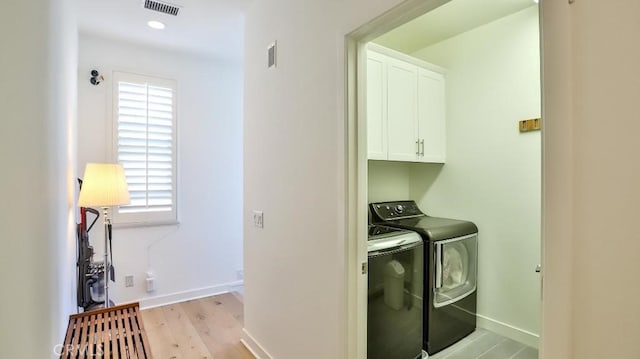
{"left": 345, "top": 0, "right": 545, "bottom": 358}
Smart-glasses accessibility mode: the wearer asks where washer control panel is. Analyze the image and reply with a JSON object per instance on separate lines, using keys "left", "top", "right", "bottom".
{"left": 370, "top": 200, "right": 424, "bottom": 221}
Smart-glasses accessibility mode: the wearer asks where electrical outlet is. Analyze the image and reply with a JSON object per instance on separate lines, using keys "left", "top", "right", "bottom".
{"left": 146, "top": 271, "right": 156, "bottom": 293}
{"left": 253, "top": 210, "right": 264, "bottom": 228}
{"left": 125, "top": 275, "right": 134, "bottom": 288}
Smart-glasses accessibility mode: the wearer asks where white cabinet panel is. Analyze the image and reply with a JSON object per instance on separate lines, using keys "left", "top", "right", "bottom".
{"left": 367, "top": 52, "right": 387, "bottom": 160}
{"left": 417, "top": 68, "right": 446, "bottom": 163}
{"left": 387, "top": 58, "right": 418, "bottom": 162}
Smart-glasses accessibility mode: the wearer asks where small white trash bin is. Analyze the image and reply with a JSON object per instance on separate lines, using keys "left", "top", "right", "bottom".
{"left": 384, "top": 260, "right": 405, "bottom": 310}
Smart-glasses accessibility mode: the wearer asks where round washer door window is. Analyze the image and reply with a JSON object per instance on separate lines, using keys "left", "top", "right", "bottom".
{"left": 442, "top": 242, "right": 469, "bottom": 290}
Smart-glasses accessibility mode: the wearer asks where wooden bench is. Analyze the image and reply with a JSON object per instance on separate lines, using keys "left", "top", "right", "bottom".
{"left": 60, "top": 302, "right": 153, "bottom": 358}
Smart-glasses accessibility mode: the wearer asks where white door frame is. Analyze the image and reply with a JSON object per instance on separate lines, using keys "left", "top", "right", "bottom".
{"left": 344, "top": 1, "right": 569, "bottom": 358}
{"left": 538, "top": 1, "right": 573, "bottom": 358}
{"left": 345, "top": 1, "right": 452, "bottom": 358}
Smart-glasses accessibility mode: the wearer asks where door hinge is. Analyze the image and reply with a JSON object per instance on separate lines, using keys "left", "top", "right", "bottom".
{"left": 361, "top": 262, "right": 368, "bottom": 275}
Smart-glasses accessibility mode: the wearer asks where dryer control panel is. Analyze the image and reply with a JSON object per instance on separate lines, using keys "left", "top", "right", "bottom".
{"left": 370, "top": 200, "right": 425, "bottom": 221}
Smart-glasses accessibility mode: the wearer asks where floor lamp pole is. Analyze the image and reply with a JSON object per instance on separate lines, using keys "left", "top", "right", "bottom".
{"left": 102, "top": 206, "right": 110, "bottom": 308}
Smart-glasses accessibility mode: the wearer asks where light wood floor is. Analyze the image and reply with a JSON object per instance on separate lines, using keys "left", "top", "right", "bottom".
{"left": 141, "top": 292, "right": 254, "bottom": 359}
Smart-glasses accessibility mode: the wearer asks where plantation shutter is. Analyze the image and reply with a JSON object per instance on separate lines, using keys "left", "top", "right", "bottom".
{"left": 113, "top": 72, "right": 177, "bottom": 224}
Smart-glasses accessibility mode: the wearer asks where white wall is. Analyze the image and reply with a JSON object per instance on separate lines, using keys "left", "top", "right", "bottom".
{"left": 368, "top": 161, "right": 415, "bottom": 202}
{"left": 408, "top": 6, "right": 541, "bottom": 345}
{"left": 0, "top": 0, "right": 77, "bottom": 357}
{"left": 368, "top": 161, "right": 445, "bottom": 204}
{"left": 77, "top": 33, "right": 244, "bottom": 307}
{"left": 242, "top": 0, "right": 417, "bottom": 357}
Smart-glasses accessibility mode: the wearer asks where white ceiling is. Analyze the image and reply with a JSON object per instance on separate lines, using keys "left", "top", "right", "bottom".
{"left": 76, "top": 0, "right": 251, "bottom": 62}
{"left": 77, "top": 0, "right": 536, "bottom": 62}
{"left": 374, "top": 0, "right": 537, "bottom": 54}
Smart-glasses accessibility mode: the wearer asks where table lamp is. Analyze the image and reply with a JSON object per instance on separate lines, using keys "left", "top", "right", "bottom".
{"left": 78, "top": 163, "right": 130, "bottom": 308}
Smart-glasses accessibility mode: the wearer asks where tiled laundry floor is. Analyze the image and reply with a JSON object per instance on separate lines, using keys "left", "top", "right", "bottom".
{"left": 428, "top": 329, "right": 537, "bottom": 359}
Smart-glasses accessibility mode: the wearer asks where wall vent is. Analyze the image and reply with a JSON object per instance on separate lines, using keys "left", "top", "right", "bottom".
{"left": 143, "top": 0, "right": 181, "bottom": 16}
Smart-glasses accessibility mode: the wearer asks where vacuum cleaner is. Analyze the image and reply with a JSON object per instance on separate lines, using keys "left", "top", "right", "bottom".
{"left": 76, "top": 179, "right": 115, "bottom": 311}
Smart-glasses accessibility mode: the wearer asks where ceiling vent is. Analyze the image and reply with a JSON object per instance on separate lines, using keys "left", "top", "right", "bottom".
{"left": 143, "top": 0, "right": 181, "bottom": 16}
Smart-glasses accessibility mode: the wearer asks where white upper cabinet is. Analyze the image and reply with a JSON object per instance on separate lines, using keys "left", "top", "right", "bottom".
{"left": 366, "top": 44, "right": 446, "bottom": 163}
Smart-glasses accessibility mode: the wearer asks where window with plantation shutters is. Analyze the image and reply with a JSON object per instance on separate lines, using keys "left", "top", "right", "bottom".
{"left": 112, "top": 72, "right": 177, "bottom": 225}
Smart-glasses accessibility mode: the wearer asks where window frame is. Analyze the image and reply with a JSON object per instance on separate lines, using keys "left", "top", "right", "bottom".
{"left": 110, "top": 71, "right": 179, "bottom": 227}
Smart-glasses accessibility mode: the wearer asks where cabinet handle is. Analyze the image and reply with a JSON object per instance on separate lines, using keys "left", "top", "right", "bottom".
{"left": 416, "top": 139, "right": 420, "bottom": 155}
{"left": 420, "top": 139, "right": 425, "bottom": 156}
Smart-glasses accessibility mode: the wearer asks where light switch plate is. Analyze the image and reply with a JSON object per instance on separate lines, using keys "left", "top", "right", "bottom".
{"left": 253, "top": 210, "right": 264, "bottom": 228}
{"left": 268, "top": 41, "right": 277, "bottom": 68}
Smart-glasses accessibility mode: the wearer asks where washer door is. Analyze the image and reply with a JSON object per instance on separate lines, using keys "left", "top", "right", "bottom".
{"left": 367, "top": 243, "right": 424, "bottom": 359}
{"left": 434, "top": 234, "right": 477, "bottom": 308}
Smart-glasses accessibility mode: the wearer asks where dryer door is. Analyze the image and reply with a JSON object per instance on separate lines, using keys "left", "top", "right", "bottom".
{"left": 434, "top": 233, "right": 478, "bottom": 308}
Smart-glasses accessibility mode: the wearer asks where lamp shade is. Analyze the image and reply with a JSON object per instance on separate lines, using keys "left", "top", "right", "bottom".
{"left": 78, "top": 163, "right": 131, "bottom": 207}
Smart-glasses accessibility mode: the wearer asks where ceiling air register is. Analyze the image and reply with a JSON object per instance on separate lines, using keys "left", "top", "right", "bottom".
{"left": 143, "top": 0, "right": 181, "bottom": 16}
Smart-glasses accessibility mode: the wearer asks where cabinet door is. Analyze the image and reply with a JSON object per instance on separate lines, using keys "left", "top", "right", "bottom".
{"left": 417, "top": 68, "right": 446, "bottom": 163}
{"left": 367, "top": 52, "right": 387, "bottom": 160}
{"left": 387, "top": 58, "right": 418, "bottom": 162}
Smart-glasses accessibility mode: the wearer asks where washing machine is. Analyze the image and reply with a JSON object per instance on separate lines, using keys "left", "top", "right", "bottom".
{"left": 370, "top": 201, "right": 478, "bottom": 355}
{"left": 367, "top": 224, "right": 425, "bottom": 359}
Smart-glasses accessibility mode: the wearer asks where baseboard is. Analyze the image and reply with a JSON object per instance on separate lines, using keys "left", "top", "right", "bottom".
{"left": 476, "top": 314, "right": 539, "bottom": 348}
{"left": 229, "top": 282, "right": 245, "bottom": 293}
{"left": 241, "top": 328, "right": 273, "bottom": 359}
{"left": 138, "top": 280, "right": 244, "bottom": 310}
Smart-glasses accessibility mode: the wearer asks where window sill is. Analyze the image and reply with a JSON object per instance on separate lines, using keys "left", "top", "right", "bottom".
{"left": 112, "top": 220, "right": 180, "bottom": 229}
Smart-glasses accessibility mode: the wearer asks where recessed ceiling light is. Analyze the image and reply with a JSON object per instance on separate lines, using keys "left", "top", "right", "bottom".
{"left": 147, "top": 20, "right": 166, "bottom": 30}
